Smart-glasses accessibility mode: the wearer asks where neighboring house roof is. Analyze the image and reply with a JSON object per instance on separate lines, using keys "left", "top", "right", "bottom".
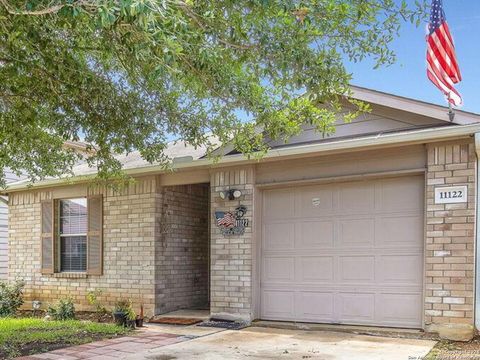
{"left": 7, "top": 139, "right": 213, "bottom": 189}
{"left": 70, "top": 139, "right": 213, "bottom": 177}
{"left": 5, "top": 86, "right": 480, "bottom": 192}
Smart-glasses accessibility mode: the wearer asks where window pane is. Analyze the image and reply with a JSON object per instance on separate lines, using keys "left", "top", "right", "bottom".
{"left": 60, "top": 198, "right": 87, "bottom": 235}
{"left": 60, "top": 235, "right": 87, "bottom": 272}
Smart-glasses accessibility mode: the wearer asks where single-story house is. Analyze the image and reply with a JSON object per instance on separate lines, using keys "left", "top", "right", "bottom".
{"left": 5, "top": 86, "right": 480, "bottom": 340}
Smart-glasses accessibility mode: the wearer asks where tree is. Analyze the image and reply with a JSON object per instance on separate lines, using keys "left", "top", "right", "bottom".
{"left": 0, "top": 0, "right": 427, "bottom": 185}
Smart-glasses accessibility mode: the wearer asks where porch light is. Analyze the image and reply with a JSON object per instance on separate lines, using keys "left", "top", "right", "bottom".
{"left": 219, "top": 189, "right": 242, "bottom": 200}
{"left": 32, "top": 300, "right": 41, "bottom": 310}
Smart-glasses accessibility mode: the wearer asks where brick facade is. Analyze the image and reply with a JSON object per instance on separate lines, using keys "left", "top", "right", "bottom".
{"left": 8, "top": 177, "right": 211, "bottom": 319}
{"left": 425, "top": 139, "right": 476, "bottom": 339}
{"left": 8, "top": 178, "right": 157, "bottom": 316}
{"left": 155, "top": 184, "right": 209, "bottom": 314}
{"left": 210, "top": 166, "right": 255, "bottom": 321}
{"left": 6, "top": 139, "right": 479, "bottom": 340}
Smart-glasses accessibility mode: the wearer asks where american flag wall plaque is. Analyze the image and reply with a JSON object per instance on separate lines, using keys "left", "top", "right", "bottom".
{"left": 215, "top": 206, "right": 249, "bottom": 236}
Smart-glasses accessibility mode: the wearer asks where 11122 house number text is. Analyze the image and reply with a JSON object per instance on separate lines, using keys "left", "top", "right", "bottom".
{"left": 438, "top": 190, "right": 463, "bottom": 199}
{"left": 434, "top": 186, "right": 468, "bottom": 204}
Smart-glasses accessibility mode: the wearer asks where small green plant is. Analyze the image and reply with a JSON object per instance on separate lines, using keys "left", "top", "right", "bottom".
{"left": 113, "top": 299, "right": 136, "bottom": 325}
{"left": 113, "top": 299, "right": 132, "bottom": 314}
{"left": 0, "top": 280, "right": 25, "bottom": 317}
{"left": 86, "top": 289, "right": 107, "bottom": 314}
{"left": 126, "top": 306, "right": 136, "bottom": 321}
{"left": 47, "top": 298, "right": 75, "bottom": 320}
{"left": 114, "top": 299, "right": 136, "bottom": 320}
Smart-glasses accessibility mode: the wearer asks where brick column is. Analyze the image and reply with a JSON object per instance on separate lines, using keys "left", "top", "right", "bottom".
{"left": 210, "top": 166, "right": 255, "bottom": 321}
{"left": 425, "top": 139, "right": 476, "bottom": 340}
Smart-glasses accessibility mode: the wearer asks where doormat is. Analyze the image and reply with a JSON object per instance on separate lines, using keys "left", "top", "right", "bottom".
{"left": 149, "top": 317, "right": 203, "bottom": 325}
{"left": 198, "top": 320, "right": 249, "bottom": 330}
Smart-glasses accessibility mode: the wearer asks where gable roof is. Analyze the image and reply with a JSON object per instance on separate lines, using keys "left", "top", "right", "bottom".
{"left": 5, "top": 86, "right": 480, "bottom": 192}
{"left": 213, "top": 85, "right": 480, "bottom": 156}
{"left": 6, "top": 122, "right": 480, "bottom": 193}
{"left": 350, "top": 86, "right": 480, "bottom": 125}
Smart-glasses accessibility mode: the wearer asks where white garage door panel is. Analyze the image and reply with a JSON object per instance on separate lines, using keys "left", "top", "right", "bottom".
{"left": 264, "top": 223, "right": 295, "bottom": 250}
{"left": 339, "top": 256, "right": 375, "bottom": 282}
{"left": 378, "top": 215, "right": 423, "bottom": 247}
{"left": 261, "top": 175, "right": 424, "bottom": 328}
{"left": 299, "top": 221, "right": 335, "bottom": 248}
{"left": 299, "top": 257, "right": 334, "bottom": 282}
{"left": 297, "top": 292, "right": 335, "bottom": 321}
{"left": 263, "top": 257, "right": 295, "bottom": 282}
{"left": 338, "top": 293, "right": 375, "bottom": 321}
{"left": 379, "top": 255, "right": 423, "bottom": 284}
{"left": 262, "top": 290, "right": 295, "bottom": 318}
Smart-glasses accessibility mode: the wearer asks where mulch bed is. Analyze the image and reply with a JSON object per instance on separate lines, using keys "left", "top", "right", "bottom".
{"left": 149, "top": 317, "right": 203, "bottom": 325}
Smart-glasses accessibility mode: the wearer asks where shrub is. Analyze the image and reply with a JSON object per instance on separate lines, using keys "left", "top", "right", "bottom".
{"left": 126, "top": 306, "right": 136, "bottom": 321}
{"left": 47, "top": 298, "right": 75, "bottom": 320}
{"left": 113, "top": 299, "right": 136, "bottom": 320}
{"left": 0, "top": 280, "right": 25, "bottom": 317}
{"left": 86, "top": 289, "right": 107, "bottom": 314}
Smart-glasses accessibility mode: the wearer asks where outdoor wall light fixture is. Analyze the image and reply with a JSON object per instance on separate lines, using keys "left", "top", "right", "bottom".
{"left": 32, "top": 300, "right": 42, "bottom": 316}
{"left": 32, "top": 300, "right": 42, "bottom": 310}
{"left": 219, "top": 189, "right": 242, "bottom": 200}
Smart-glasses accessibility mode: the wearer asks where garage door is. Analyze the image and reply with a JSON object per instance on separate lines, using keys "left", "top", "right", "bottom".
{"left": 261, "top": 175, "right": 424, "bottom": 328}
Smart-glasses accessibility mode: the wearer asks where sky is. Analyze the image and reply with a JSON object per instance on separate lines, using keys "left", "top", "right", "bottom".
{"left": 345, "top": 0, "right": 480, "bottom": 114}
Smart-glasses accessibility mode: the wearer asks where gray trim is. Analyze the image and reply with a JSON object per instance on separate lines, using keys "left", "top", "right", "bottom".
{"left": 474, "top": 132, "right": 480, "bottom": 331}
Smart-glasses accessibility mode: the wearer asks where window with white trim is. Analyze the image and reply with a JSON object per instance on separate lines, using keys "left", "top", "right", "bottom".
{"left": 59, "top": 198, "right": 87, "bottom": 272}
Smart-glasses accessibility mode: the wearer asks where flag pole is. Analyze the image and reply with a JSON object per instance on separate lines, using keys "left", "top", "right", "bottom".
{"left": 448, "top": 97, "right": 455, "bottom": 122}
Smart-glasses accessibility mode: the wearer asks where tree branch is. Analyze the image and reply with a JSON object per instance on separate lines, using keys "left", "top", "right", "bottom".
{"left": 176, "top": 1, "right": 256, "bottom": 50}
{"left": 0, "top": 0, "right": 94, "bottom": 16}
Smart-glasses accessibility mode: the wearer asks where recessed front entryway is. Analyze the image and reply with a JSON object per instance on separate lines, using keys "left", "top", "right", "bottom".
{"left": 155, "top": 183, "right": 210, "bottom": 315}
{"left": 260, "top": 175, "right": 424, "bottom": 328}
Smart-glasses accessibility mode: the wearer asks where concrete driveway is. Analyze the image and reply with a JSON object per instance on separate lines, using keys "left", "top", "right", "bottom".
{"left": 130, "top": 326, "right": 437, "bottom": 360}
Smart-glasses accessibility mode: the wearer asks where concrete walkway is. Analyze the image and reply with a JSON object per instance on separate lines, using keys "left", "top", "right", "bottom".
{"left": 16, "top": 325, "right": 436, "bottom": 360}
{"left": 15, "top": 327, "right": 200, "bottom": 360}
{"left": 128, "top": 326, "right": 437, "bottom": 360}
{"left": 17, "top": 324, "right": 223, "bottom": 360}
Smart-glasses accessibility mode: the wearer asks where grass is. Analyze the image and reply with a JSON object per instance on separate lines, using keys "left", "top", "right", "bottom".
{"left": 424, "top": 341, "right": 455, "bottom": 360}
{"left": 0, "top": 317, "right": 129, "bottom": 359}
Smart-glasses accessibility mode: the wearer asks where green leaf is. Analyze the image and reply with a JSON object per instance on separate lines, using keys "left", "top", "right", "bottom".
{"left": 0, "top": 0, "right": 427, "bottom": 184}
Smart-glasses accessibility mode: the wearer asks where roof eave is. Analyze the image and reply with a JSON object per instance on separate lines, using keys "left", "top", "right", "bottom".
{"left": 5, "top": 123, "right": 480, "bottom": 194}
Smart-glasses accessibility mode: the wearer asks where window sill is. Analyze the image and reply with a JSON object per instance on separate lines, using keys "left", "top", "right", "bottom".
{"left": 53, "top": 272, "right": 87, "bottom": 279}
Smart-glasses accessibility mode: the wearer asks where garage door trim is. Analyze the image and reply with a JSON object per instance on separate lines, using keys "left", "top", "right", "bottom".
{"left": 256, "top": 168, "right": 426, "bottom": 190}
{"left": 257, "top": 174, "right": 425, "bottom": 329}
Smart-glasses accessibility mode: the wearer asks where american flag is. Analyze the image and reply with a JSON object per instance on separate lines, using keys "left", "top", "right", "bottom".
{"left": 426, "top": 0, "right": 462, "bottom": 106}
{"left": 217, "top": 212, "right": 236, "bottom": 228}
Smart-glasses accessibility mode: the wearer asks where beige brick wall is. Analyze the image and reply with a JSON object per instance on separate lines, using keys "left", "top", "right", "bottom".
{"left": 8, "top": 178, "right": 157, "bottom": 316}
{"left": 7, "top": 139, "right": 478, "bottom": 338}
{"left": 425, "top": 139, "right": 476, "bottom": 336}
{"left": 155, "top": 183, "right": 209, "bottom": 314}
{"left": 210, "top": 166, "right": 255, "bottom": 321}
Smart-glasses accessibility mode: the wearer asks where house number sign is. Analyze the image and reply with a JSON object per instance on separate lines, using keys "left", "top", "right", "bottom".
{"left": 434, "top": 186, "right": 468, "bottom": 204}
